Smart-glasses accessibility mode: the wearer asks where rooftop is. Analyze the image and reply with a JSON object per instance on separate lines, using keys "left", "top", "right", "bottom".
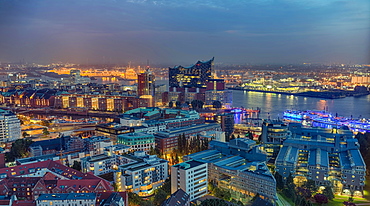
{"left": 173, "top": 160, "right": 205, "bottom": 170}
{"left": 37, "top": 193, "right": 96, "bottom": 200}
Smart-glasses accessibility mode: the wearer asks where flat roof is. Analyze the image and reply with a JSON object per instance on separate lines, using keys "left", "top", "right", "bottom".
{"left": 173, "top": 160, "right": 205, "bottom": 170}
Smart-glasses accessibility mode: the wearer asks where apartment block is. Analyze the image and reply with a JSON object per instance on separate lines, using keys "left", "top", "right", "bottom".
{"left": 0, "top": 109, "right": 21, "bottom": 142}
{"left": 114, "top": 151, "right": 168, "bottom": 197}
{"left": 184, "top": 139, "right": 277, "bottom": 202}
{"left": 275, "top": 124, "right": 366, "bottom": 196}
{"left": 171, "top": 160, "right": 208, "bottom": 201}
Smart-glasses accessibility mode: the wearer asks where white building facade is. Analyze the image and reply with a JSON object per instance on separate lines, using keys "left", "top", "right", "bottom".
{"left": 0, "top": 109, "right": 21, "bottom": 142}
{"left": 171, "top": 160, "right": 208, "bottom": 201}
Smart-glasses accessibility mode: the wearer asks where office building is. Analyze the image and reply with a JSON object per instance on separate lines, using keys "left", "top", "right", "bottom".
{"left": 0, "top": 109, "right": 21, "bottom": 142}
{"left": 171, "top": 160, "right": 208, "bottom": 201}
{"left": 117, "top": 132, "right": 155, "bottom": 152}
{"left": 205, "top": 79, "right": 233, "bottom": 106}
{"left": 169, "top": 57, "right": 214, "bottom": 88}
{"left": 214, "top": 113, "right": 234, "bottom": 140}
{"left": 137, "top": 69, "right": 155, "bottom": 97}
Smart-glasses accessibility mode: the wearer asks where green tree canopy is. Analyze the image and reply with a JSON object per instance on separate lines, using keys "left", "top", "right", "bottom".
{"left": 322, "top": 186, "right": 334, "bottom": 201}
{"left": 5, "top": 138, "right": 33, "bottom": 162}
{"left": 71, "top": 160, "right": 81, "bottom": 171}
{"left": 168, "top": 101, "right": 173, "bottom": 108}
{"left": 200, "top": 199, "right": 227, "bottom": 206}
{"left": 212, "top": 100, "right": 222, "bottom": 109}
{"left": 153, "top": 189, "right": 167, "bottom": 206}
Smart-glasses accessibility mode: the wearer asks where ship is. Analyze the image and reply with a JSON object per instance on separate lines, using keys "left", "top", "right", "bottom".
{"left": 283, "top": 110, "right": 370, "bottom": 132}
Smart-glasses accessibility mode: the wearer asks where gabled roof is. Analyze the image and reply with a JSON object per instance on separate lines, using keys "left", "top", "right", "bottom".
{"left": 162, "top": 189, "right": 189, "bottom": 206}
{"left": 0, "top": 160, "right": 96, "bottom": 180}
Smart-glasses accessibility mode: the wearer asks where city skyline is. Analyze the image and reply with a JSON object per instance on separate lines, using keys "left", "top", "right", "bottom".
{"left": 0, "top": 0, "right": 369, "bottom": 65}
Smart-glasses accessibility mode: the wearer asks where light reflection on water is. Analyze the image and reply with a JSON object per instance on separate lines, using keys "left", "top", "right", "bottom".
{"left": 232, "top": 90, "right": 370, "bottom": 119}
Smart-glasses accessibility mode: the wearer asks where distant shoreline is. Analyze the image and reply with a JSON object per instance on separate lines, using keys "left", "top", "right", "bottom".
{"left": 229, "top": 87, "right": 369, "bottom": 99}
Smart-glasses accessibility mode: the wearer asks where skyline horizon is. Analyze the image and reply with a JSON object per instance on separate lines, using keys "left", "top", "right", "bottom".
{"left": 0, "top": 0, "right": 369, "bottom": 65}
{"left": 1, "top": 57, "right": 369, "bottom": 67}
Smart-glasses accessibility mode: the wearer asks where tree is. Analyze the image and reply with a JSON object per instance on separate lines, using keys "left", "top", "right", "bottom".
{"left": 161, "top": 178, "right": 171, "bottom": 195}
{"left": 323, "top": 186, "right": 334, "bottom": 200}
{"left": 42, "top": 128, "right": 50, "bottom": 136}
{"left": 149, "top": 146, "right": 156, "bottom": 155}
{"left": 153, "top": 189, "right": 167, "bottom": 206}
{"left": 175, "top": 101, "right": 181, "bottom": 109}
{"left": 71, "top": 160, "right": 81, "bottom": 171}
{"left": 200, "top": 199, "right": 227, "bottom": 206}
{"left": 5, "top": 138, "right": 33, "bottom": 162}
{"left": 314, "top": 194, "right": 328, "bottom": 205}
{"left": 303, "top": 179, "right": 317, "bottom": 192}
{"left": 274, "top": 172, "right": 284, "bottom": 191}
{"left": 212, "top": 101, "right": 222, "bottom": 109}
{"left": 22, "top": 132, "right": 30, "bottom": 138}
{"left": 191, "top": 99, "right": 204, "bottom": 110}
{"left": 246, "top": 130, "right": 253, "bottom": 139}
{"left": 229, "top": 134, "right": 235, "bottom": 141}
{"left": 297, "top": 187, "right": 312, "bottom": 199}
{"left": 128, "top": 192, "right": 142, "bottom": 206}
{"left": 140, "top": 201, "right": 154, "bottom": 206}
{"left": 286, "top": 173, "right": 294, "bottom": 187}
{"left": 168, "top": 101, "right": 173, "bottom": 108}
{"left": 40, "top": 120, "right": 51, "bottom": 127}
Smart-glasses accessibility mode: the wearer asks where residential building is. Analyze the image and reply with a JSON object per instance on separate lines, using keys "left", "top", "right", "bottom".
{"left": 171, "top": 160, "right": 208, "bottom": 201}
{"left": 55, "top": 93, "right": 152, "bottom": 112}
{"left": 0, "top": 160, "right": 113, "bottom": 200}
{"left": 81, "top": 153, "right": 123, "bottom": 176}
{"left": 261, "top": 120, "right": 291, "bottom": 163}
{"left": 0, "top": 89, "right": 59, "bottom": 108}
{"left": 97, "top": 192, "right": 128, "bottom": 206}
{"left": 275, "top": 124, "right": 366, "bottom": 197}
{"left": 114, "top": 151, "right": 168, "bottom": 197}
{"left": 36, "top": 193, "right": 96, "bottom": 206}
{"left": 163, "top": 189, "right": 190, "bottom": 206}
{"left": 0, "top": 109, "right": 21, "bottom": 142}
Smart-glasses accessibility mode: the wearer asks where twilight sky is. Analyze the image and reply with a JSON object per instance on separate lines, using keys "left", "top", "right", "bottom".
{"left": 0, "top": 0, "right": 369, "bottom": 65}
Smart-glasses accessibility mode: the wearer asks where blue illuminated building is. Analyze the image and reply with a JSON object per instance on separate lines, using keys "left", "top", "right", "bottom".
{"left": 275, "top": 123, "right": 366, "bottom": 197}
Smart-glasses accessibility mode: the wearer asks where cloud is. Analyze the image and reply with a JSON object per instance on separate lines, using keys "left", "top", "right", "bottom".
{"left": 0, "top": 0, "right": 368, "bottom": 64}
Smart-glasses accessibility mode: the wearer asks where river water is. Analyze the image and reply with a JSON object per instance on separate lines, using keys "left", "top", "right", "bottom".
{"left": 232, "top": 90, "right": 370, "bottom": 119}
